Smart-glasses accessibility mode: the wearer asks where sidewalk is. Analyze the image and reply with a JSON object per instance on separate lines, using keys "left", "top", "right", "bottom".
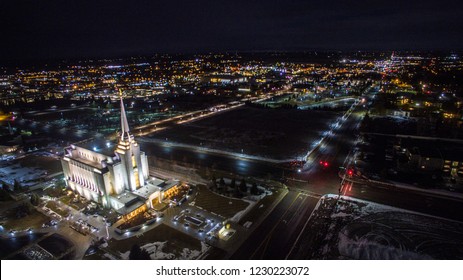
{"left": 139, "top": 137, "right": 293, "bottom": 164}
{"left": 339, "top": 170, "right": 463, "bottom": 201}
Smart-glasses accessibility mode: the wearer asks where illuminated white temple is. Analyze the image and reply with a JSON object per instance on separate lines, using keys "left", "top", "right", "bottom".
{"left": 61, "top": 97, "right": 177, "bottom": 217}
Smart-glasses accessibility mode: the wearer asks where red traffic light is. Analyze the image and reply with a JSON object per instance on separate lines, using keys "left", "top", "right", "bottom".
{"left": 320, "top": 159, "right": 330, "bottom": 168}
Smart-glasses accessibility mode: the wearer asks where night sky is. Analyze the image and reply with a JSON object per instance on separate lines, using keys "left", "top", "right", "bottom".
{"left": 1, "top": 0, "right": 462, "bottom": 61}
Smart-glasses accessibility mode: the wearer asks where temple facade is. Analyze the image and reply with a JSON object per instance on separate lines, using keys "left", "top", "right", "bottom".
{"left": 61, "top": 97, "right": 174, "bottom": 216}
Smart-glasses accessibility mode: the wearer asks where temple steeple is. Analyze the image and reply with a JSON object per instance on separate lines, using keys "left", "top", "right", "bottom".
{"left": 120, "top": 97, "right": 131, "bottom": 140}
{"left": 115, "top": 90, "right": 148, "bottom": 191}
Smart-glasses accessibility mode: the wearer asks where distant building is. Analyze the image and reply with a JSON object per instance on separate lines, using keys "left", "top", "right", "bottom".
{"left": 388, "top": 109, "right": 411, "bottom": 118}
{"left": 441, "top": 150, "right": 463, "bottom": 177}
{"left": 204, "top": 74, "right": 247, "bottom": 85}
{"left": 0, "top": 143, "right": 18, "bottom": 155}
{"left": 61, "top": 97, "right": 179, "bottom": 219}
{"left": 405, "top": 146, "right": 443, "bottom": 172}
{"left": 401, "top": 138, "right": 463, "bottom": 177}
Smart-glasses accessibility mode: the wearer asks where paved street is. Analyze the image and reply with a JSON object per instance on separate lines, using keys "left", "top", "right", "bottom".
{"left": 231, "top": 190, "right": 319, "bottom": 259}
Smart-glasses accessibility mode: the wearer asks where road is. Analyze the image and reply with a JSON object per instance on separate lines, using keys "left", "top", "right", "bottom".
{"left": 231, "top": 190, "right": 320, "bottom": 259}
{"left": 345, "top": 182, "right": 463, "bottom": 222}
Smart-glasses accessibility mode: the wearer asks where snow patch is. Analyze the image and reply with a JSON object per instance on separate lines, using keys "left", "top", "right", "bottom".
{"left": 120, "top": 241, "right": 210, "bottom": 260}
{"left": 229, "top": 200, "right": 256, "bottom": 223}
{"left": 103, "top": 253, "right": 117, "bottom": 260}
{"left": 337, "top": 234, "right": 432, "bottom": 260}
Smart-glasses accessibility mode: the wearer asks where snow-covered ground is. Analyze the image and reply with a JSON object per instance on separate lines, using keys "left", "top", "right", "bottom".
{"left": 0, "top": 162, "right": 46, "bottom": 187}
{"left": 311, "top": 195, "right": 463, "bottom": 259}
{"left": 119, "top": 241, "right": 210, "bottom": 260}
{"left": 229, "top": 200, "right": 255, "bottom": 223}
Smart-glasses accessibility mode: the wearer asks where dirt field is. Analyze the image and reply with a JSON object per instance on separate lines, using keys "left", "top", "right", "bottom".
{"left": 148, "top": 106, "right": 341, "bottom": 160}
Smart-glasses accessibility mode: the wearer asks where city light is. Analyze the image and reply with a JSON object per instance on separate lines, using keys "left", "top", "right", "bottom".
{"left": 1, "top": 42, "right": 462, "bottom": 265}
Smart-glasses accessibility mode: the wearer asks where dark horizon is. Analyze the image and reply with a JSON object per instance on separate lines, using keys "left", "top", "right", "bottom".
{"left": 1, "top": 49, "right": 462, "bottom": 69}
{"left": 1, "top": 0, "right": 463, "bottom": 64}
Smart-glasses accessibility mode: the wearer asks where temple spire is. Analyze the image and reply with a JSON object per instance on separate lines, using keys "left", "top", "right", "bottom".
{"left": 119, "top": 90, "right": 131, "bottom": 141}
{"left": 7, "top": 121, "right": 13, "bottom": 135}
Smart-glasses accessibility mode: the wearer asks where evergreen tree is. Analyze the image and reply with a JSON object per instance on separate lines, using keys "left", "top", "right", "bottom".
{"left": 219, "top": 178, "right": 225, "bottom": 189}
{"left": 251, "top": 182, "right": 259, "bottom": 195}
{"left": 30, "top": 193, "right": 40, "bottom": 206}
{"left": 13, "top": 180, "right": 21, "bottom": 192}
{"left": 239, "top": 179, "right": 247, "bottom": 193}
{"left": 230, "top": 178, "right": 236, "bottom": 190}
{"left": 210, "top": 179, "right": 218, "bottom": 191}
{"left": 129, "top": 244, "right": 151, "bottom": 260}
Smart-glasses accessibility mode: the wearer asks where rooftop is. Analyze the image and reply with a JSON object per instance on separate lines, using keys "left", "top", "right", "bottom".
{"left": 132, "top": 178, "right": 164, "bottom": 199}
{"left": 148, "top": 177, "right": 165, "bottom": 186}
{"left": 75, "top": 138, "right": 117, "bottom": 157}
{"left": 66, "top": 155, "right": 108, "bottom": 170}
{"left": 115, "top": 200, "right": 145, "bottom": 215}
{"left": 111, "top": 191, "right": 139, "bottom": 206}
{"left": 161, "top": 179, "right": 180, "bottom": 191}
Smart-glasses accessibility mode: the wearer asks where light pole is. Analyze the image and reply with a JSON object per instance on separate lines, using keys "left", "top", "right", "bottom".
{"left": 104, "top": 218, "right": 109, "bottom": 239}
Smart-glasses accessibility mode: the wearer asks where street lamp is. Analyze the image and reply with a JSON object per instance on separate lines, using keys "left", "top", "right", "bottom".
{"left": 104, "top": 218, "right": 110, "bottom": 239}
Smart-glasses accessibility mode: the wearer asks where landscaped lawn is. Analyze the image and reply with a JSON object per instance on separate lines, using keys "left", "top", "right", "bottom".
{"left": 3, "top": 209, "right": 50, "bottom": 231}
{"left": 45, "top": 201, "right": 69, "bottom": 217}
